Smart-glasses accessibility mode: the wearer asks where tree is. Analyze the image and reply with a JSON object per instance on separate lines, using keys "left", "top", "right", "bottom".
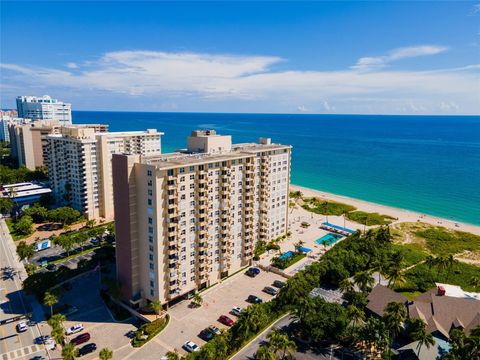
{"left": 55, "top": 235, "right": 76, "bottom": 256}
{"left": 15, "top": 215, "right": 33, "bottom": 235}
{"left": 469, "top": 276, "right": 480, "bottom": 290}
{"left": 445, "top": 254, "right": 459, "bottom": 280}
{"left": 347, "top": 305, "right": 365, "bottom": 333}
{"left": 191, "top": 292, "right": 203, "bottom": 307}
{"left": 339, "top": 278, "right": 355, "bottom": 294}
{"left": 353, "top": 270, "right": 375, "bottom": 293}
{"left": 150, "top": 300, "right": 162, "bottom": 319}
{"left": 16, "top": 241, "right": 34, "bottom": 261}
{"left": 86, "top": 219, "right": 96, "bottom": 228}
{"left": 425, "top": 255, "right": 436, "bottom": 270}
{"left": 99, "top": 348, "right": 113, "bottom": 360}
{"left": 43, "top": 291, "right": 58, "bottom": 317}
{"left": 256, "top": 344, "right": 275, "bottom": 360}
{"left": 384, "top": 264, "right": 406, "bottom": 288}
{"left": 61, "top": 342, "right": 78, "bottom": 360}
{"left": 410, "top": 318, "right": 435, "bottom": 357}
{"left": 165, "top": 349, "right": 181, "bottom": 360}
{"left": 0, "top": 197, "right": 13, "bottom": 214}
{"left": 51, "top": 325, "right": 65, "bottom": 346}
{"left": 383, "top": 302, "right": 407, "bottom": 339}
{"left": 266, "top": 329, "right": 296, "bottom": 359}
{"left": 293, "top": 240, "right": 305, "bottom": 253}
{"left": 51, "top": 207, "right": 81, "bottom": 226}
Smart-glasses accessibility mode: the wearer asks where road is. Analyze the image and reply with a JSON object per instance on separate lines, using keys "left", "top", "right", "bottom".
{"left": 0, "top": 219, "right": 46, "bottom": 360}
{"left": 231, "top": 314, "right": 340, "bottom": 360}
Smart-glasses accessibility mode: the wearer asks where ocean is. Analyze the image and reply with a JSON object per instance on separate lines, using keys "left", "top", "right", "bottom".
{"left": 74, "top": 112, "right": 480, "bottom": 226}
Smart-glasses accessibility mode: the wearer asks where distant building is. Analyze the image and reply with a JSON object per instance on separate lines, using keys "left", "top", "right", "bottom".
{"left": 16, "top": 95, "right": 72, "bottom": 125}
{"left": 1, "top": 182, "right": 52, "bottom": 208}
{"left": 9, "top": 121, "right": 109, "bottom": 170}
{"left": 0, "top": 114, "right": 24, "bottom": 142}
{"left": 46, "top": 127, "right": 162, "bottom": 220}
{"left": 112, "top": 130, "right": 291, "bottom": 308}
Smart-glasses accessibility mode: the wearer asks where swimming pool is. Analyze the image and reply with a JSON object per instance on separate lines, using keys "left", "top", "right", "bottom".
{"left": 279, "top": 251, "right": 294, "bottom": 260}
{"left": 315, "top": 233, "right": 343, "bottom": 246}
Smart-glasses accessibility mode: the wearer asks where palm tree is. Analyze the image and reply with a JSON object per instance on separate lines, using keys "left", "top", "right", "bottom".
{"left": 353, "top": 270, "right": 375, "bottom": 293}
{"left": 435, "top": 256, "right": 448, "bottom": 276}
{"left": 385, "top": 265, "right": 406, "bottom": 289}
{"left": 293, "top": 240, "right": 305, "bottom": 253}
{"left": 469, "top": 276, "right": 480, "bottom": 290}
{"left": 425, "top": 255, "right": 436, "bottom": 270}
{"left": 48, "top": 313, "right": 66, "bottom": 327}
{"left": 43, "top": 291, "right": 58, "bottom": 317}
{"left": 267, "top": 329, "right": 296, "bottom": 359}
{"left": 149, "top": 300, "right": 161, "bottom": 319}
{"left": 191, "top": 292, "right": 203, "bottom": 307}
{"left": 411, "top": 319, "right": 435, "bottom": 357}
{"left": 339, "top": 278, "right": 355, "bottom": 294}
{"left": 383, "top": 302, "right": 407, "bottom": 339}
{"left": 165, "top": 350, "right": 180, "bottom": 360}
{"left": 347, "top": 305, "right": 365, "bottom": 333}
{"left": 256, "top": 344, "right": 275, "bottom": 360}
{"left": 99, "top": 348, "right": 113, "bottom": 360}
{"left": 445, "top": 254, "right": 458, "bottom": 280}
{"left": 50, "top": 325, "right": 65, "bottom": 346}
{"left": 86, "top": 219, "right": 96, "bottom": 228}
{"left": 62, "top": 342, "right": 78, "bottom": 360}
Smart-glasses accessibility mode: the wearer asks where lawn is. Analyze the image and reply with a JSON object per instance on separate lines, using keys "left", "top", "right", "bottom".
{"left": 392, "top": 243, "right": 428, "bottom": 267}
{"left": 415, "top": 227, "right": 480, "bottom": 256}
{"left": 397, "top": 261, "right": 480, "bottom": 295}
{"left": 301, "top": 198, "right": 356, "bottom": 216}
{"left": 272, "top": 251, "right": 306, "bottom": 270}
{"left": 346, "top": 211, "right": 396, "bottom": 226}
{"left": 5, "top": 218, "right": 32, "bottom": 240}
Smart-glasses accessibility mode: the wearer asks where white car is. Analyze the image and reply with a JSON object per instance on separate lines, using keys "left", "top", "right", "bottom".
{"left": 231, "top": 306, "right": 243, "bottom": 316}
{"left": 16, "top": 321, "right": 28, "bottom": 332}
{"left": 183, "top": 341, "right": 200, "bottom": 353}
{"left": 65, "top": 323, "right": 84, "bottom": 335}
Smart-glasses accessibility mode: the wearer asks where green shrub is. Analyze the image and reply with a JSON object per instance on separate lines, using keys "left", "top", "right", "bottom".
{"left": 302, "top": 199, "right": 356, "bottom": 216}
{"left": 272, "top": 252, "right": 306, "bottom": 270}
{"left": 131, "top": 315, "right": 169, "bottom": 347}
{"left": 346, "top": 211, "right": 396, "bottom": 225}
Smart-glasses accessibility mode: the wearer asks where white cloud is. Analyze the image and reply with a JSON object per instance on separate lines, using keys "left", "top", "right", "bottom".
{"left": 66, "top": 62, "right": 78, "bottom": 69}
{"left": 351, "top": 45, "right": 448, "bottom": 71}
{"left": 0, "top": 48, "right": 478, "bottom": 114}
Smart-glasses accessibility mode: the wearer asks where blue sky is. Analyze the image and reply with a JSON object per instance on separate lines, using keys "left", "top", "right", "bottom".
{"left": 1, "top": 1, "right": 479, "bottom": 114}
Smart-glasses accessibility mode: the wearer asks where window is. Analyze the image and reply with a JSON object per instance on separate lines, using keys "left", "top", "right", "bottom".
{"left": 149, "top": 263, "right": 154, "bottom": 270}
{"left": 167, "top": 169, "right": 174, "bottom": 176}
{"left": 179, "top": 167, "right": 185, "bottom": 173}
{"left": 147, "top": 170, "right": 152, "bottom": 176}
{"left": 148, "top": 199, "right": 152, "bottom": 206}
{"left": 189, "top": 166, "right": 195, "bottom": 171}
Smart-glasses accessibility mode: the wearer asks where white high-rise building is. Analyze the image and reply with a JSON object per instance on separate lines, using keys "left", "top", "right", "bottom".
{"left": 112, "top": 130, "right": 291, "bottom": 308}
{"left": 16, "top": 95, "right": 72, "bottom": 125}
{"left": 46, "top": 127, "right": 163, "bottom": 220}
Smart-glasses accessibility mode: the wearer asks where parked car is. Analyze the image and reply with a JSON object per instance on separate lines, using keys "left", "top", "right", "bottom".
{"left": 208, "top": 325, "right": 221, "bottom": 336}
{"left": 245, "top": 267, "right": 261, "bottom": 277}
{"left": 66, "top": 323, "right": 84, "bottom": 335}
{"left": 273, "top": 280, "right": 285, "bottom": 288}
{"left": 183, "top": 341, "right": 200, "bottom": 352}
{"left": 263, "top": 286, "right": 278, "bottom": 296}
{"left": 78, "top": 343, "right": 97, "bottom": 356}
{"left": 199, "top": 329, "right": 214, "bottom": 341}
{"left": 231, "top": 306, "right": 243, "bottom": 316}
{"left": 90, "top": 238, "right": 100, "bottom": 245}
{"left": 218, "top": 315, "right": 234, "bottom": 326}
{"left": 247, "top": 295, "right": 263, "bottom": 304}
{"left": 46, "top": 264, "right": 58, "bottom": 271}
{"left": 16, "top": 321, "right": 28, "bottom": 332}
{"left": 71, "top": 333, "right": 90, "bottom": 346}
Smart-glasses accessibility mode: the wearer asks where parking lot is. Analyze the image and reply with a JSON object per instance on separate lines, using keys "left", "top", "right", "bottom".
{"left": 158, "top": 268, "right": 286, "bottom": 356}
{"left": 58, "top": 272, "right": 138, "bottom": 360}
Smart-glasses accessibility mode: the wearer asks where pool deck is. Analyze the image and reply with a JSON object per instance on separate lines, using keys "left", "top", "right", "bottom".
{"left": 255, "top": 200, "right": 364, "bottom": 275}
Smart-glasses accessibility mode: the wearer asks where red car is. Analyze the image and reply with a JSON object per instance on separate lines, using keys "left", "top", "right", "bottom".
{"left": 71, "top": 333, "right": 90, "bottom": 346}
{"left": 218, "top": 315, "right": 234, "bottom": 326}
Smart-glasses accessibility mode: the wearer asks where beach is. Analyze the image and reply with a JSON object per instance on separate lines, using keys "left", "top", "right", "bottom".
{"left": 290, "top": 184, "right": 480, "bottom": 236}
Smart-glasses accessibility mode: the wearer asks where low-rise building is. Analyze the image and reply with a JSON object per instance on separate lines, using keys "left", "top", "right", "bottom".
{"left": 1, "top": 182, "right": 52, "bottom": 208}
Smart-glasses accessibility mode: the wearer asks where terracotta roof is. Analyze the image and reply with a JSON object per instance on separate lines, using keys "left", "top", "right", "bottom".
{"left": 366, "top": 285, "right": 408, "bottom": 317}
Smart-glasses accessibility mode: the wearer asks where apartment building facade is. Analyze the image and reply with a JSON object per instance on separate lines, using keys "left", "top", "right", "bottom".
{"left": 9, "top": 121, "right": 108, "bottom": 170}
{"left": 112, "top": 130, "right": 291, "bottom": 308}
{"left": 46, "top": 127, "right": 162, "bottom": 220}
{"left": 16, "top": 95, "right": 72, "bottom": 125}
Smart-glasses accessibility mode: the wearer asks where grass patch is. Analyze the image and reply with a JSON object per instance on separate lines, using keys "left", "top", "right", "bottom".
{"left": 398, "top": 291, "right": 422, "bottom": 300}
{"left": 346, "top": 211, "right": 396, "bottom": 226}
{"left": 415, "top": 227, "right": 480, "bottom": 256}
{"left": 272, "top": 252, "right": 306, "bottom": 270}
{"left": 392, "top": 243, "right": 428, "bottom": 267}
{"left": 5, "top": 218, "right": 32, "bottom": 240}
{"left": 302, "top": 198, "right": 356, "bottom": 216}
{"left": 49, "top": 245, "right": 101, "bottom": 265}
{"left": 131, "top": 315, "right": 169, "bottom": 347}
{"left": 398, "top": 261, "right": 480, "bottom": 293}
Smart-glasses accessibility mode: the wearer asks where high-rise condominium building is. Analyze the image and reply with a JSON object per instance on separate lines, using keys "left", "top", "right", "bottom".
{"left": 46, "top": 127, "right": 162, "bottom": 220}
{"left": 9, "top": 121, "right": 109, "bottom": 170}
{"left": 16, "top": 95, "right": 72, "bottom": 125}
{"left": 112, "top": 130, "right": 291, "bottom": 308}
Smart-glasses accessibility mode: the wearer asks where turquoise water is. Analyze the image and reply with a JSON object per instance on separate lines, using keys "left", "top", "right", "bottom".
{"left": 316, "top": 233, "right": 344, "bottom": 246}
{"left": 73, "top": 112, "right": 480, "bottom": 225}
{"left": 279, "top": 251, "right": 294, "bottom": 260}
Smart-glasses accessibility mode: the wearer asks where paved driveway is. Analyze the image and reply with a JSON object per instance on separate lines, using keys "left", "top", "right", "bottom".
{"left": 159, "top": 269, "right": 286, "bottom": 356}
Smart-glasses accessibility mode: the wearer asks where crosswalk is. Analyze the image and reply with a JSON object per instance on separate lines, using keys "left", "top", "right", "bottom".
{"left": 0, "top": 344, "right": 44, "bottom": 360}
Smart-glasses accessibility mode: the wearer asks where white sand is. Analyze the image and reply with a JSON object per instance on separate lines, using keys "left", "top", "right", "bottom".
{"left": 290, "top": 184, "right": 480, "bottom": 236}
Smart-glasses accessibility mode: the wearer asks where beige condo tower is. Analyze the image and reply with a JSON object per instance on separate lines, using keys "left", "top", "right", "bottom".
{"left": 112, "top": 130, "right": 291, "bottom": 308}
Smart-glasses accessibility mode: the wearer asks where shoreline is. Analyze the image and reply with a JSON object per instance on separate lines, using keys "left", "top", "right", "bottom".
{"left": 290, "top": 184, "right": 480, "bottom": 236}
